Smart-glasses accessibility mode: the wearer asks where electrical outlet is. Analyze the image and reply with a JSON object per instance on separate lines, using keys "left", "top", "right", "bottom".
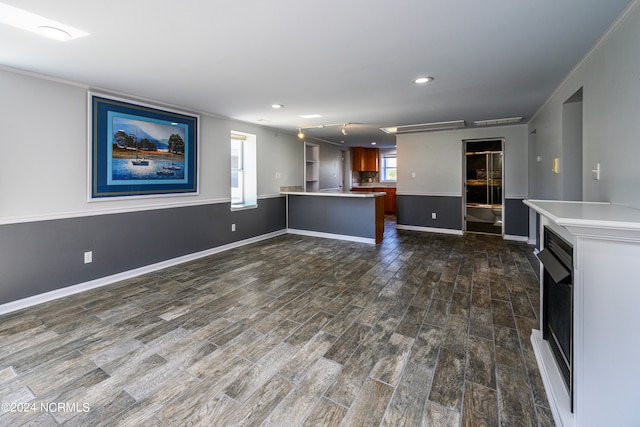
{"left": 431, "top": 212, "right": 437, "bottom": 220}
{"left": 231, "top": 224, "right": 236, "bottom": 232}
{"left": 411, "top": 172, "right": 416, "bottom": 178}
{"left": 592, "top": 163, "right": 601, "bottom": 180}
{"left": 84, "top": 251, "right": 92, "bottom": 264}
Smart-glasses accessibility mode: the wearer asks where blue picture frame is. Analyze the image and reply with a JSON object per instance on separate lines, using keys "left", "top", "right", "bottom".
{"left": 89, "top": 93, "right": 199, "bottom": 199}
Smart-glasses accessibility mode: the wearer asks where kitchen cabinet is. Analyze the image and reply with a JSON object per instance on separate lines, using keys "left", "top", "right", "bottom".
{"left": 383, "top": 187, "right": 396, "bottom": 214}
{"left": 351, "top": 186, "right": 395, "bottom": 214}
{"left": 352, "top": 147, "right": 379, "bottom": 172}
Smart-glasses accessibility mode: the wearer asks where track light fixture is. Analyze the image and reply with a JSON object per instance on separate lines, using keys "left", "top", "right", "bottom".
{"left": 297, "top": 122, "right": 351, "bottom": 139}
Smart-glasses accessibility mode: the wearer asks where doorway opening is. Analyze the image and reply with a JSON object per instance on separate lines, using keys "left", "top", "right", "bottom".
{"left": 562, "top": 87, "right": 583, "bottom": 201}
{"left": 464, "top": 139, "right": 504, "bottom": 235}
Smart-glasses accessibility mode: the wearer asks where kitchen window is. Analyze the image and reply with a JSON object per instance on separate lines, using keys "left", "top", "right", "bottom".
{"left": 382, "top": 154, "right": 397, "bottom": 181}
{"left": 231, "top": 131, "right": 257, "bottom": 210}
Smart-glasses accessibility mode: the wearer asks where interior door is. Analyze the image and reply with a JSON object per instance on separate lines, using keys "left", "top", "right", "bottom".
{"left": 489, "top": 152, "right": 502, "bottom": 206}
{"left": 466, "top": 153, "right": 488, "bottom": 205}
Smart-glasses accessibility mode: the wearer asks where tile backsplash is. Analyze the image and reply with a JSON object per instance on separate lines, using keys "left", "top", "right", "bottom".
{"left": 352, "top": 171, "right": 379, "bottom": 184}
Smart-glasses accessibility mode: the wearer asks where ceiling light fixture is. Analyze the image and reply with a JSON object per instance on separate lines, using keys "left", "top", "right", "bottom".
{"left": 474, "top": 117, "right": 523, "bottom": 126}
{"left": 380, "top": 120, "right": 466, "bottom": 134}
{"left": 0, "top": 3, "right": 88, "bottom": 41}
{"left": 297, "top": 123, "right": 350, "bottom": 138}
{"left": 36, "top": 25, "right": 71, "bottom": 41}
{"left": 371, "top": 142, "right": 377, "bottom": 145}
{"left": 413, "top": 76, "right": 434, "bottom": 84}
{"left": 300, "top": 114, "right": 322, "bottom": 119}
{"left": 271, "top": 104, "right": 284, "bottom": 109}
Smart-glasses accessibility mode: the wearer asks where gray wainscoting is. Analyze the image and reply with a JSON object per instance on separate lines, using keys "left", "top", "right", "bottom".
{"left": 505, "top": 198, "right": 529, "bottom": 237}
{"left": 287, "top": 195, "right": 376, "bottom": 239}
{"left": 396, "top": 195, "right": 463, "bottom": 230}
{"left": 0, "top": 197, "right": 286, "bottom": 304}
{"left": 397, "top": 195, "right": 529, "bottom": 238}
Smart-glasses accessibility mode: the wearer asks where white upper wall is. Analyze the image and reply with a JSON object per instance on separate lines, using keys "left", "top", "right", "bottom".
{"left": 397, "top": 125, "right": 528, "bottom": 198}
{"left": 0, "top": 68, "right": 303, "bottom": 221}
{"left": 528, "top": 2, "right": 640, "bottom": 208}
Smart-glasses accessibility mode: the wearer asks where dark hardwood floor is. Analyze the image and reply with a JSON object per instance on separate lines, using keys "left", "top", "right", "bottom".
{"left": 0, "top": 217, "right": 554, "bottom": 426}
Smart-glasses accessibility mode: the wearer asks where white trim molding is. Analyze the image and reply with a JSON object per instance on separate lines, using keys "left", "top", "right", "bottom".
{"left": 395, "top": 224, "right": 463, "bottom": 236}
{"left": 286, "top": 228, "right": 376, "bottom": 244}
{"left": 531, "top": 330, "right": 573, "bottom": 427}
{"left": 0, "top": 198, "right": 232, "bottom": 225}
{"left": 504, "top": 234, "right": 530, "bottom": 242}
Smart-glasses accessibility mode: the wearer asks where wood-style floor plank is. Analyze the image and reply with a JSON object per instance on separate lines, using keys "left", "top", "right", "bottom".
{"left": 462, "top": 381, "right": 499, "bottom": 427}
{"left": 0, "top": 218, "right": 553, "bottom": 426}
{"left": 340, "top": 378, "right": 395, "bottom": 426}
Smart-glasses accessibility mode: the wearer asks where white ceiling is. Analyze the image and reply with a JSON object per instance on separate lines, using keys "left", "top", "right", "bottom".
{"left": 0, "top": 0, "right": 634, "bottom": 147}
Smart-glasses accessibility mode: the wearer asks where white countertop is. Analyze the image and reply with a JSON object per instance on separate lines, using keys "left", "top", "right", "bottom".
{"left": 280, "top": 190, "right": 386, "bottom": 198}
{"left": 352, "top": 184, "right": 397, "bottom": 189}
{"left": 524, "top": 199, "right": 640, "bottom": 237}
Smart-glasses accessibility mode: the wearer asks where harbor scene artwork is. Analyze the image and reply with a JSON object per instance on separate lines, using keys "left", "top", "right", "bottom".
{"left": 108, "top": 115, "right": 187, "bottom": 183}
{"left": 90, "top": 93, "right": 198, "bottom": 199}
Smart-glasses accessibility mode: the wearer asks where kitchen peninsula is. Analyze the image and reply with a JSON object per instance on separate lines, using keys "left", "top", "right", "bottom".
{"left": 280, "top": 190, "right": 386, "bottom": 244}
{"left": 351, "top": 184, "right": 397, "bottom": 214}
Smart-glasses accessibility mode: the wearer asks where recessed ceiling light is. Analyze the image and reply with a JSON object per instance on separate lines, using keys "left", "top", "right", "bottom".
{"left": 0, "top": 3, "right": 88, "bottom": 41}
{"left": 271, "top": 104, "right": 284, "bottom": 109}
{"left": 300, "top": 114, "right": 322, "bottom": 119}
{"left": 36, "top": 26, "right": 71, "bottom": 41}
{"left": 413, "top": 76, "right": 434, "bottom": 84}
{"left": 371, "top": 142, "right": 377, "bottom": 145}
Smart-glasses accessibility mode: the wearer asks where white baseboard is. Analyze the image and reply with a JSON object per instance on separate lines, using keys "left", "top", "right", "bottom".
{"left": 531, "top": 330, "right": 573, "bottom": 427}
{"left": 286, "top": 228, "right": 376, "bottom": 244}
{"left": 395, "top": 224, "right": 464, "bottom": 236}
{"left": 0, "top": 230, "right": 286, "bottom": 315}
{"left": 504, "top": 234, "right": 529, "bottom": 242}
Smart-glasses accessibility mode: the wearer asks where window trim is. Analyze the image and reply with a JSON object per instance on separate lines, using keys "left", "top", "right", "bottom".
{"left": 230, "top": 131, "right": 258, "bottom": 211}
{"left": 381, "top": 154, "right": 397, "bottom": 182}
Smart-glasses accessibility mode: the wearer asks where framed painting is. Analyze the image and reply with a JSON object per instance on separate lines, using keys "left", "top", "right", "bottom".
{"left": 88, "top": 93, "right": 199, "bottom": 200}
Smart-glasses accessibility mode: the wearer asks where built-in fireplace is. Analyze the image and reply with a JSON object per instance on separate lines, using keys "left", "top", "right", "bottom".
{"left": 537, "top": 226, "right": 574, "bottom": 411}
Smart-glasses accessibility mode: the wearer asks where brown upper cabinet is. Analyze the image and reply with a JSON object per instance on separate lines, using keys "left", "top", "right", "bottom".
{"left": 352, "top": 147, "right": 379, "bottom": 172}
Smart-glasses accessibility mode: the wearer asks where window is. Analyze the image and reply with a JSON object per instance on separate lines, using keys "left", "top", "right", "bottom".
{"left": 231, "top": 131, "right": 257, "bottom": 210}
{"left": 382, "top": 155, "right": 397, "bottom": 181}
